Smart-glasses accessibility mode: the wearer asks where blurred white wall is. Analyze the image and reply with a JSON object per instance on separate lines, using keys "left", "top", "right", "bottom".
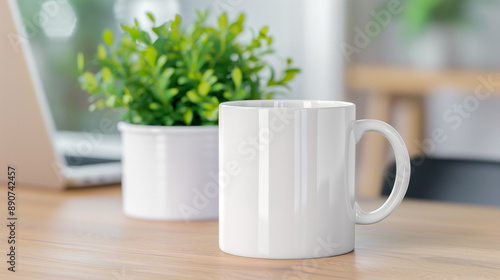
{"left": 347, "top": 0, "right": 500, "bottom": 161}
{"left": 348, "top": 0, "right": 500, "bottom": 69}
{"left": 178, "top": 0, "right": 346, "bottom": 100}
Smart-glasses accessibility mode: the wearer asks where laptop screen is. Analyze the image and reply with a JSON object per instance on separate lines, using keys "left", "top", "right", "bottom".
{"left": 15, "top": 0, "right": 179, "bottom": 132}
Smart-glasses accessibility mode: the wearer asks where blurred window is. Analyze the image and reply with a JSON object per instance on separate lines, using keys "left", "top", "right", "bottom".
{"left": 17, "top": 0, "right": 179, "bottom": 131}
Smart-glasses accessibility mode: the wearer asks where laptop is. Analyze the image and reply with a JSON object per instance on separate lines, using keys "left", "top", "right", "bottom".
{"left": 0, "top": 0, "right": 121, "bottom": 189}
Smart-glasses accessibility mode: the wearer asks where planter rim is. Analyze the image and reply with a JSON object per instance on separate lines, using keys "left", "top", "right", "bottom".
{"left": 118, "top": 121, "right": 218, "bottom": 134}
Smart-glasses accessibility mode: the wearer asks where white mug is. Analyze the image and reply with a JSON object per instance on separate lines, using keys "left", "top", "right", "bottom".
{"left": 218, "top": 100, "right": 410, "bottom": 259}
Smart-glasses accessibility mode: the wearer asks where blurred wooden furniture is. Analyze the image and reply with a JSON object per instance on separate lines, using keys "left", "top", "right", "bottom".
{"left": 1, "top": 185, "right": 499, "bottom": 279}
{"left": 347, "top": 64, "right": 500, "bottom": 197}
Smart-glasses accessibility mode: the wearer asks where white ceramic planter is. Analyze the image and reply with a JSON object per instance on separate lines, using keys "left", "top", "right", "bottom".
{"left": 118, "top": 122, "right": 219, "bottom": 221}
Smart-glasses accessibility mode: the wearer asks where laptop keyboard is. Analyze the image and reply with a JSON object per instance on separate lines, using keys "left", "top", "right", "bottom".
{"left": 65, "top": 155, "right": 121, "bottom": 166}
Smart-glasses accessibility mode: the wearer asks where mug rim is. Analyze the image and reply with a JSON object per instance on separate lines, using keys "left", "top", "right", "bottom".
{"left": 219, "top": 100, "right": 355, "bottom": 110}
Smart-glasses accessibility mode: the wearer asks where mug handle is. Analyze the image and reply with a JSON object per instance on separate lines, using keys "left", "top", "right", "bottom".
{"left": 354, "top": 119, "right": 411, "bottom": 225}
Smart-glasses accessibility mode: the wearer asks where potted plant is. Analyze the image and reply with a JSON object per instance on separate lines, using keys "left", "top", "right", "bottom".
{"left": 77, "top": 10, "right": 299, "bottom": 221}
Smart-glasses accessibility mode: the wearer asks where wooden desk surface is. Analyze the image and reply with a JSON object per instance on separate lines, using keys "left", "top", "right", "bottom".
{"left": 0, "top": 185, "right": 499, "bottom": 280}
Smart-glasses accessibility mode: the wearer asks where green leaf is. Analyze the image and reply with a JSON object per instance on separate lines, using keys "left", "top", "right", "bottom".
{"left": 123, "top": 87, "right": 133, "bottom": 104}
{"left": 156, "top": 55, "right": 167, "bottom": 71}
{"left": 140, "top": 31, "right": 151, "bottom": 44}
{"left": 97, "top": 58, "right": 121, "bottom": 75}
{"left": 202, "top": 69, "right": 214, "bottom": 81}
{"left": 196, "top": 10, "right": 203, "bottom": 21}
{"left": 163, "top": 116, "right": 175, "bottom": 126}
{"left": 83, "top": 72, "right": 97, "bottom": 87}
{"left": 121, "top": 24, "right": 139, "bottom": 39}
{"left": 89, "top": 99, "right": 105, "bottom": 112}
{"left": 201, "top": 107, "right": 218, "bottom": 121}
{"left": 196, "top": 10, "right": 209, "bottom": 23}
{"left": 145, "top": 45, "right": 158, "bottom": 67}
{"left": 265, "top": 91, "right": 275, "bottom": 99}
{"left": 178, "top": 76, "right": 189, "bottom": 85}
{"left": 77, "top": 52, "right": 84, "bottom": 73}
{"left": 198, "top": 81, "right": 210, "bottom": 96}
{"left": 184, "top": 107, "right": 193, "bottom": 125}
{"left": 105, "top": 95, "right": 116, "bottom": 107}
{"left": 152, "top": 23, "right": 168, "bottom": 37}
{"left": 210, "top": 96, "right": 219, "bottom": 106}
{"left": 267, "top": 68, "right": 276, "bottom": 86}
{"left": 282, "top": 68, "right": 300, "bottom": 82}
{"left": 223, "top": 91, "right": 232, "bottom": 99}
{"left": 218, "top": 13, "right": 227, "bottom": 30}
{"left": 187, "top": 90, "right": 199, "bottom": 103}
{"left": 172, "top": 14, "right": 182, "bottom": 28}
{"left": 212, "top": 83, "right": 224, "bottom": 92}
{"left": 103, "top": 29, "right": 113, "bottom": 45}
{"left": 260, "top": 26, "right": 269, "bottom": 35}
{"left": 238, "top": 13, "right": 245, "bottom": 24}
{"left": 97, "top": 44, "right": 107, "bottom": 59}
{"left": 159, "top": 68, "right": 175, "bottom": 90}
{"left": 102, "top": 67, "right": 112, "bottom": 82}
{"left": 266, "top": 36, "right": 273, "bottom": 45}
{"left": 207, "top": 76, "right": 217, "bottom": 85}
{"left": 132, "top": 114, "right": 143, "bottom": 124}
{"left": 234, "top": 88, "right": 247, "bottom": 100}
{"left": 166, "top": 88, "right": 179, "bottom": 97}
{"left": 149, "top": 102, "right": 161, "bottom": 110}
{"left": 229, "top": 23, "right": 243, "bottom": 36}
{"left": 231, "top": 67, "right": 242, "bottom": 89}
{"left": 147, "top": 12, "right": 155, "bottom": 23}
